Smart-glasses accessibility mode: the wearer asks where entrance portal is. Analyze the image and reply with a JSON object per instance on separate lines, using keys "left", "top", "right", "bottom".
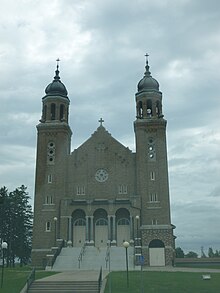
{"left": 117, "top": 218, "right": 130, "bottom": 246}
{"left": 73, "top": 218, "right": 86, "bottom": 247}
{"left": 95, "top": 218, "right": 108, "bottom": 247}
{"left": 149, "top": 239, "right": 165, "bottom": 266}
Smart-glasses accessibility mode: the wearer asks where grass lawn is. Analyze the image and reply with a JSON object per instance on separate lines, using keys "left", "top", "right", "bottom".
{"left": 0, "top": 266, "right": 58, "bottom": 293}
{"left": 105, "top": 271, "right": 220, "bottom": 293}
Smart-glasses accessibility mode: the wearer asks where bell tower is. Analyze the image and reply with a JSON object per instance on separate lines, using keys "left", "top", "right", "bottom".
{"left": 134, "top": 55, "right": 175, "bottom": 266}
{"left": 32, "top": 61, "right": 72, "bottom": 267}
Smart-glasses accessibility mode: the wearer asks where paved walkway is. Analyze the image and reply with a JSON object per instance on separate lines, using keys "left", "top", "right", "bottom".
{"left": 141, "top": 266, "right": 220, "bottom": 273}
{"left": 37, "top": 266, "right": 220, "bottom": 283}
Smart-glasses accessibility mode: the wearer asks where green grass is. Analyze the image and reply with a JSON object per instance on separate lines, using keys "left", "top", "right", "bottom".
{"left": 105, "top": 271, "right": 220, "bottom": 293}
{"left": 0, "top": 266, "right": 58, "bottom": 293}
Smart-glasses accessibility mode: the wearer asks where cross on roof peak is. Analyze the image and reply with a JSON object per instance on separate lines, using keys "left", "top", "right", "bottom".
{"left": 98, "top": 118, "right": 104, "bottom": 126}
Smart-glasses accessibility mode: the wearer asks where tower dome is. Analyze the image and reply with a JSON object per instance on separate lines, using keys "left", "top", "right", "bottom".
{"left": 137, "top": 56, "right": 159, "bottom": 92}
{"left": 45, "top": 63, "right": 68, "bottom": 98}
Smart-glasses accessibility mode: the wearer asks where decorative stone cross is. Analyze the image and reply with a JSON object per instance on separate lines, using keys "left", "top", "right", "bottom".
{"left": 99, "top": 118, "right": 104, "bottom": 126}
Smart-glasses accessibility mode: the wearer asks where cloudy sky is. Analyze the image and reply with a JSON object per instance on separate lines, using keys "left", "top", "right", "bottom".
{"left": 0, "top": 0, "right": 220, "bottom": 255}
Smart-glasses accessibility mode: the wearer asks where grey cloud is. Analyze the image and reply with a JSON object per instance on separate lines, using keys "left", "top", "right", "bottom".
{"left": 0, "top": 0, "right": 220, "bottom": 252}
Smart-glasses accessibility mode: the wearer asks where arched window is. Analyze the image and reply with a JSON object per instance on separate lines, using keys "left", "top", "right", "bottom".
{"left": 118, "top": 218, "right": 130, "bottom": 225}
{"left": 45, "top": 221, "right": 51, "bottom": 232}
{"left": 74, "top": 218, "right": 86, "bottom": 226}
{"left": 137, "top": 101, "right": 143, "bottom": 118}
{"left": 149, "top": 239, "right": 165, "bottom": 248}
{"left": 147, "top": 100, "right": 152, "bottom": 117}
{"left": 96, "top": 218, "right": 108, "bottom": 226}
{"left": 51, "top": 103, "right": 56, "bottom": 120}
{"left": 60, "top": 104, "right": 65, "bottom": 120}
{"left": 43, "top": 105, "right": 47, "bottom": 121}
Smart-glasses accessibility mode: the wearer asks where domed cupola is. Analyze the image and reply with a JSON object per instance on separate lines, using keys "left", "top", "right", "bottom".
{"left": 40, "top": 60, "right": 70, "bottom": 124}
{"left": 45, "top": 63, "right": 68, "bottom": 98}
{"left": 137, "top": 55, "right": 159, "bottom": 93}
{"left": 135, "top": 55, "right": 163, "bottom": 120}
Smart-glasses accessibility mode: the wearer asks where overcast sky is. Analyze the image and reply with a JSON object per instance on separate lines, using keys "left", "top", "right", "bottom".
{"left": 0, "top": 0, "right": 220, "bottom": 255}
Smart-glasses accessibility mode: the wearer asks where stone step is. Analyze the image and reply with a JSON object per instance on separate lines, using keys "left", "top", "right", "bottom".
{"left": 52, "top": 246, "right": 134, "bottom": 271}
{"left": 28, "top": 281, "right": 99, "bottom": 293}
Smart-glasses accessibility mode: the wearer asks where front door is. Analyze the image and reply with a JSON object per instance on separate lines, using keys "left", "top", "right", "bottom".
{"left": 95, "top": 218, "right": 108, "bottom": 247}
{"left": 73, "top": 219, "right": 86, "bottom": 247}
{"left": 149, "top": 248, "right": 165, "bottom": 266}
{"left": 117, "top": 218, "right": 130, "bottom": 246}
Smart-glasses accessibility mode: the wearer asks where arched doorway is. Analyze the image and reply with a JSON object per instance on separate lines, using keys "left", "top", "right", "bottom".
{"left": 149, "top": 239, "right": 165, "bottom": 266}
{"left": 116, "top": 208, "right": 130, "bottom": 246}
{"left": 94, "top": 209, "right": 108, "bottom": 247}
{"left": 72, "top": 209, "right": 86, "bottom": 247}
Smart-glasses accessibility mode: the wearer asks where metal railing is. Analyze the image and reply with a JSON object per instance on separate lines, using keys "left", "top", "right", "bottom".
{"left": 51, "top": 239, "right": 64, "bottom": 267}
{"left": 105, "top": 245, "right": 110, "bottom": 269}
{"left": 26, "top": 267, "right": 35, "bottom": 293}
{"left": 78, "top": 242, "right": 86, "bottom": 268}
{"left": 98, "top": 266, "right": 102, "bottom": 293}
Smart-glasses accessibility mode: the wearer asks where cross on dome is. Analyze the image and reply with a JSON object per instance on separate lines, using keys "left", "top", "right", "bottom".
{"left": 56, "top": 58, "right": 60, "bottom": 70}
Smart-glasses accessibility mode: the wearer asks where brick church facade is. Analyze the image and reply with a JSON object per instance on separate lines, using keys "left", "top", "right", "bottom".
{"left": 32, "top": 57, "right": 175, "bottom": 267}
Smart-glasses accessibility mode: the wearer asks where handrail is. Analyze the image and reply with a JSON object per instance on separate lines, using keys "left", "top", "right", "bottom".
{"left": 98, "top": 266, "right": 102, "bottom": 293}
{"left": 105, "top": 245, "right": 110, "bottom": 269}
{"left": 78, "top": 242, "right": 86, "bottom": 269}
{"left": 52, "top": 239, "right": 65, "bottom": 267}
{"left": 26, "top": 267, "right": 35, "bottom": 293}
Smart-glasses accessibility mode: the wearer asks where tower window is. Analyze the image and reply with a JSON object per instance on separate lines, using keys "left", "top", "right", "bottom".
{"left": 147, "top": 99, "right": 152, "bottom": 117}
{"left": 45, "top": 221, "right": 51, "bottom": 232}
{"left": 45, "top": 195, "right": 54, "bottom": 205}
{"left": 150, "top": 171, "right": 155, "bottom": 180}
{"left": 42, "top": 105, "right": 47, "bottom": 121}
{"left": 76, "top": 186, "right": 85, "bottom": 195}
{"left": 47, "top": 141, "right": 55, "bottom": 165}
{"left": 48, "top": 174, "right": 53, "bottom": 183}
{"left": 151, "top": 219, "right": 158, "bottom": 225}
{"left": 118, "top": 185, "right": 128, "bottom": 194}
{"left": 149, "top": 193, "right": 158, "bottom": 202}
{"left": 51, "top": 103, "right": 56, "bottom": 120}
{"left": 137, "top": 101, "right": 143, "bottom": 118}
{"left": 60, "top": 104, "right": 65, "bottom": 121}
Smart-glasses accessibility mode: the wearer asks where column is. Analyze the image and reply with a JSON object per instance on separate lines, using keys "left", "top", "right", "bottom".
{"left": 112, "top": 215, "right": 116, "bottom": 245}
{"left": 107, "top": 215, "right": 111, "bottom": 241}
{"left": 90, "top": 216, "right": 94, "bottom": 245}
{"left": 130, "top": 215, "right": 133, "bottom": 241}
{"left": 86, "top": 216, "right": 89, "bottom": 243}
{"left": 67, "top": 216, "right": 72, "bottom": 246}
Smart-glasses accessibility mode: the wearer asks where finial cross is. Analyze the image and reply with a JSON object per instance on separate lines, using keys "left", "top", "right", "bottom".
{"left": 145, "top": 53, "right": 149, "bottom": 64}
{"left": 56, "top": 58, "right": 60, "bottom": 69}
{"left": 99, "top": 118, "right": 104, "bottom": 126}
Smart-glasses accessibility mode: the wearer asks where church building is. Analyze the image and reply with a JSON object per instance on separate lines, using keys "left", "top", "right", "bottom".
{"left": 32, "top": 57, "right": 175, "bottom": 267}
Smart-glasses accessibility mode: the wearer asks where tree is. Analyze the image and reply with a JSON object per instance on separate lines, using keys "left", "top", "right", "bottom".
{"left": 208, "top": 247, "right": 215, "bottom": 258}
{"left": 0, "top": 185, "right": 33, "bottom": 266}
{"left": 175, "top": 247, "right": 185, "bottom": 258}
{"left": 185, "top": 251, "right": 198, "bottom": 258}
{"left": 214, "top": 250, "right": 220, "bottom": 257}
{"left": 201, "top": 246, "right": 207, "bottom": 258}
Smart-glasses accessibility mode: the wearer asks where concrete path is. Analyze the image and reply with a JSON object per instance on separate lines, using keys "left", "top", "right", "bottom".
{"left": 35, "top": 270, "right": 108, "bottom": 282}
{"left": 142, "top": 266, "right": 220, "bottom": 273}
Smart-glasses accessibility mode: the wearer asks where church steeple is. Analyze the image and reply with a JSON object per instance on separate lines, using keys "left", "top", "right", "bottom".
{"left": 136, "top": 55, "right": 163, "bottom": 119}
{"left": 40, "top": 60, "right": 70, "bottom": 123}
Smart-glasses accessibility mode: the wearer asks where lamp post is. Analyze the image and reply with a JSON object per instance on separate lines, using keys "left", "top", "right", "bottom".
{"left": 123, "top": 241, "right": 130, "bottom": 288}
{"left": 135, "top": 215, "right": 139, "bottom": 240}
{"left": 53, "top": 217, "right": 57, "bottom": 246}
{"left": 1, "top": 241, "right": 8, "bottom": 288}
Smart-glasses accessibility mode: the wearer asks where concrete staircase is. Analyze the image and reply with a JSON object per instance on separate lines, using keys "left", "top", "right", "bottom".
{"left": 52, "top": 247, "right": 81, "bottom": 271}
{"left": 52, "top": 246, "right": 134, "bottom": 271}
{"left": 28, "top": 280, "right": 99, "bottom": 293}
{"left": 27, "top": 247, "right": 135, "bottom": 293}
